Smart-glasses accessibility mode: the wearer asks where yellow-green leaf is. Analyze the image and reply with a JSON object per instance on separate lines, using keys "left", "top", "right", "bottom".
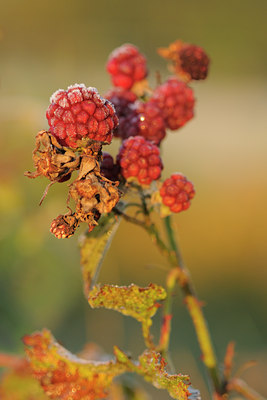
{"left": 79, "top": 213, "right": 120, "bottom": 296}
{"left": 88, "top": 284, "right": 166, "bottom": 348}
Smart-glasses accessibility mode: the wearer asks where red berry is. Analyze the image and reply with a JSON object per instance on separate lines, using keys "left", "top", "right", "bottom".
{"left": 46, "top": 84, "right": 119, "bottom": 148}
{"left": 106, "top": 44, "right": 148, "bottom": 90}
{"left": 136, "top": 101, "right": 166, "bottom": 145}
{"left": 179, "top": 44, "right": 210, "bottom": 80}
{"left": 160, "top": 173, "right": 195, "bottom": 213}
{"left": 151, "top": 78, "right": 194, "bottom": 131}
{"left": 100, "top": 152, "right": 120, "bottom": 182}
{"left": 117, "top": 136, "right": 163, "bottom": 185}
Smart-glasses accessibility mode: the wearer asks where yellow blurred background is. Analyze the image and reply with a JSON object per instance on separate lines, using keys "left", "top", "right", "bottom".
{"left": 0, "top": 0, "right": 267, "bottom": 397}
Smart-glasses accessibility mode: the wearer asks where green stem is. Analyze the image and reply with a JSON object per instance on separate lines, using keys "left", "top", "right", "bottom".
{"left": 163, "top": 215, "right": 222, "bottom": 396}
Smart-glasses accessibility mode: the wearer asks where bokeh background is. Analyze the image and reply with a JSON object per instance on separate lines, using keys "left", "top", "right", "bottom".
{"left": 0, "top": 0, "right": 267, "bottom": 398}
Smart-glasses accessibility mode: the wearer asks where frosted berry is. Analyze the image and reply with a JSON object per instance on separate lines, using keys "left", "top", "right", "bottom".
{"left": 151, "top": 78, "right": 194, "bottom": 130}
{"left": 117, "top": 136, "right": 163, "bottom": 185}
{"left": 160, "top": 173, "right": 195, "bottom": 213}
{"left": 100, "top": 152, "right": 120, "bottom": 182}
{"left": 46, "top": 84, "right": 118, "bottom": 148}
{"left": 106, "top": 44, "right": 148, "bottom": 90}
{"left": 179, "top": 44, "right": 210, "bottom": 80}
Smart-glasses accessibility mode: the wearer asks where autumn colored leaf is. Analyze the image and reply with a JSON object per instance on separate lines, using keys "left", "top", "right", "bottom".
{"left": 114, "top": 347, "right": 196, "bottom": 400}
{"left": 88, "top": 283, "right": 166, "bottom": 347}
{"left": 23, "top": 329, "right": 128, "bottom": 400}
{"left": 79, "top": 213, "right": 121, "bottom": 296}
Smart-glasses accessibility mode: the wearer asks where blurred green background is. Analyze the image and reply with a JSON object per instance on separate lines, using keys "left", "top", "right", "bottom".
{"left": 1, "top": 0, "right": 267, "bottom": 397}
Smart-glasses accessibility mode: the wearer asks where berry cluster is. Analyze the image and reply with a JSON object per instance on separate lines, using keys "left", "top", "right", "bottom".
{"left": 26, "top": 39, "right": 209, "bottom": 237}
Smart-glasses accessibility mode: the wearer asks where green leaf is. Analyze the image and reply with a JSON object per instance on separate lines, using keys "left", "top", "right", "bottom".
{"left": 79, "top": 213, "right": 120, "bottom": 296}
{"left": 88, "top": 284, "right": 166, "bottom": 348}
{"left": 114, "top": 347, "right": 195, "bottom": 400}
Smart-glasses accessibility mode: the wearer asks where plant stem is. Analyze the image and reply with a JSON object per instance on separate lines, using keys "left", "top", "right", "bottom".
{"left": 162, "top": 215, "right": 222, "bottom": 396}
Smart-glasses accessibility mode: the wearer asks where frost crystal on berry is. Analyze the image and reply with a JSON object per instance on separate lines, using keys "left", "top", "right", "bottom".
{"left": 46, "top": 84, "right": 118, "bottom": 148}
{"left": 117, "top": 136, "right": 163, "bottom": 186}
{"left": 160, "top": 173, "right": 195, "bottom": 213}
{"left": 106, "top": 44, "right": 148, "bottom": 90}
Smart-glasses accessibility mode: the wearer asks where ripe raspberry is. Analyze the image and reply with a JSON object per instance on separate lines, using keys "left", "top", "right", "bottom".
{"left": 46, "top": 84, "right": 118, "bottom": 148}
{"left": 159, "top": 173, "right": 195, "bottom": 213}
{"left": 106, "top": 44, "right": 148, "bottom": 90}
{"left": 151, "top": 78, "right": 194, "bottom": 130}
{"left": 100, "top": 152, "right": 120, "bottom": 182}
{"left": 117, "top": 136, "right": 163, "bottom": 186}
{"left": 179, "top": 44, "right": 210, "bottom": 80}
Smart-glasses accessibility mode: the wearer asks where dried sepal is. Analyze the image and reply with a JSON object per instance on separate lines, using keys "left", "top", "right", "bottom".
{"left": 23, "top": 329, "right": 128, "bottom": 400}
{"left": 88, "top": 284, "right": 166, "bottom": 347}
{"left": 114, "top": 347, "right": 194, "bottom": 400}
{"left": 69, "top": 173, "right": 121, "bottom": 229}
{"left": 25, "top": 130, "right": 80, "bottom": 182}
